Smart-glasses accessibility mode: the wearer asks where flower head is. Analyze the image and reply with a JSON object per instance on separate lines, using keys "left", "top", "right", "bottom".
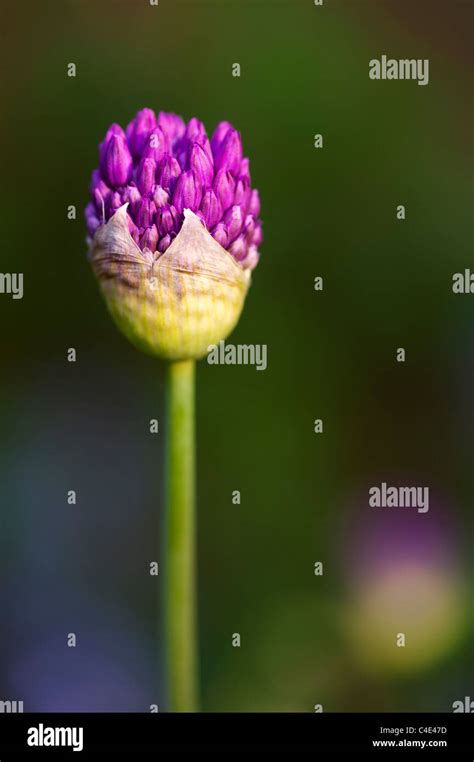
{"left": 86, "top": 109, "right": 262, "bottom": 270}
{"left": 86, "top": 110, "right": 262, "bottom": 361}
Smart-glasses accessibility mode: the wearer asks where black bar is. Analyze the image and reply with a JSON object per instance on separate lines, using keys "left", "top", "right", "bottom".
{"left": 0, "top": 713, "right": 472, "bottom": 756}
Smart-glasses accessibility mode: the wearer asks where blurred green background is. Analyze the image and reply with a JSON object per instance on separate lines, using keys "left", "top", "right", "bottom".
{"left": 0, "top": 0, "right": 472, "bottom": 711}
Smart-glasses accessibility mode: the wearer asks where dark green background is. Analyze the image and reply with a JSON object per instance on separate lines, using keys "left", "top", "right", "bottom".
{"left": 0, "top": 0, "right": 472, "bottom": 711}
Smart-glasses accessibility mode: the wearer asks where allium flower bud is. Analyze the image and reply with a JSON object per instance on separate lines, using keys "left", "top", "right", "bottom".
{"left": 200, "top": 189, "right": 222, "bottom": 229}
{"left": 248, "top": 189, "right": 261, "bottom": 217}
{"left": 156, "top": 204, "right": 180, "bottom": 236}
{"left": 153, "top": 185, "right": 169, "bottom": 209}
{"left": 126, "top": 108, "right": 156, "bottom": 157}
{"left": 86, "top": 110, "right": 263, "bottom": 361}
{"left": 239, "top": 157, "right": 250, "bottom": 177}
{"left": 103, "top": 135, "right": 133, "bottom": 188}
{"left": 228, "top": 235, "right": 247, "bottom": 262}
{"left": 143, "top": 127, "right": 168, "bottom": 163}
{"left": 122, "top": 185, "right": 141, "bottom": 217}
{"left": 172, "top": 171, "right": 202, "bottom": 215}
{"left": 188, "top": 143, "right": 214, "bottom": 187}
{"left": 85, "top": 202, "right": 100, "bottom": 235}
{"left": 99, "top": 123, "right": 126, "bottom": 170}
{"left": 234, "top": 177, "right": 250, "bottom": 209}
{"left": 157, "top": 111, "right": 186, "bottom": 144}
{"left": 224, "top": 204, "right": 243, "bottom": 242}
{"left": 159, "top": 155, "right": 182, "bottom": 192}
{"left": 212, "top": 222, "right": 228, "bottom": 248}
{"left": 213, "top": 128, "right": 242, "bottom": 174}
{"left": 186, "top": 117, "right": 207, "bottom": 140}
{"left": 139, "top": 224, "right": 159, "bottom": 253}
{"left": 213, "top": 169, "right": 235, "bottom": 211}
{"left": 135, "top": 197, "right": 156, "bottom": 229}
{"left": 106, "top": 191, "right": 122, "bottom": 217}
{"left": 252, "top": 224, "right": 263, "bottom": 247}
{"left": 158, "top": 234, "right": 172, "bottom": 254}
{"left": 136, "top": 157, "right": 156, "bottom": 195}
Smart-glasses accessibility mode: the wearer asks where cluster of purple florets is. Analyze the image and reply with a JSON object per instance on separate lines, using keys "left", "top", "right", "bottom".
{"left": 85, "top": 109, "right": 262, "bottom": 269}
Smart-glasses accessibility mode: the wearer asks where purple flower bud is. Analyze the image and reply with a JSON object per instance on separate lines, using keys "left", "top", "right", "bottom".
{"left": 93, "top": 189, "right": 104, "bottom": 215}
{"left": 89, "top": 169, "right": 101, "bottom": 192}
{"left": 228, "top": 234, "right": 248, "bottom": 262}
{"left": 136, "top": 197, "right": 156, "bottom": 229}
{"left": 93, "top": 184, "right": 110, "bottom": 216}
{"left": 106, "top": 191, "right": 122, "bottom": 217}
{"left": 102, "top": 135, "right": 133, "bottom": 188}
{"left": 212, "top": 222, "right": 228, "bottom": 248}
{"left": 233, "top": 177, "right": 250, "bottom": 210}
{"left": 173, "top": 141, "right": 188, "bottom": 170}
{"left": 142, "top": 127, "right": 168, "bottom": 163}
{"left": 99, "top": 124, "right": 126, "bottom": 171}
{"left": 158, "top": 234, "right": 172, "bottom": 253}
{"left": 196, "top": 135, "right": 214, "bottom": 163}
{"left": 172, "top": 171, "right": 202, "bottom": 214}
{"left": 241, "top": 244, "right": 259, "bottom": 270}
{"left": 158, "top": 112, "right": 186, "bottom": 144}
{"left": 211, "top": 121, "right": 232, "bottom": 154}
{"left": 244, "top": 212, "right": 255, "bottom": 229}
{"left": 136, "top": 157, "right": 156, "bottom": 195}
{"left": 195, "top": 134, "right": 213, "bottom": 162}
{"left": 213, "top": 128, "right": 242, "bottom": 175}
{"left": 139, "top": 224, "right": 159, "bottom": 252}
{"left": 92, "top": 175, "right": 110, "bottom": 198}
{"left": 159, "top": 154, "right": 182, "bottom": 192}
{"left": 180, "top": 119, "right": 213, "bottom": 164}
{"left": 122, "top": 185, "right": 141, "bottom": 209}
{"left": 224, "top": 204, "right": 243, "bottom": 242}
{"left": 156, "top": 204, "right": 179, "bottom": 236}
{"left": 239, "top": 157, "right": 250, "bottom": 178}
{"left": 186, "top": 118, "right": 207, "bottom": 141}
{"left": 242, "top": 214, "right": 256, "bottom": 243}
{"left": 126, "top": 108, "right": 156, "bottom": 157}
{"left": 252, "top": 222, "right": 263, "bottom": 247}
{"left": 85, "top": 202, "right": 101, "bottom": 236}
{"left": 188, "top": 143, "right": 214, "bottom": 187}
{"left": 248, "top": 189, "right": 260, "bottom": 217}
{"left": 213, "top": 170, "right": 235, "bottom": 211}
{"left": 153, "top": 185, "right": 169, "bottom": 208}
{"left": 200, "top": 189, "right": 222, "bottom": 229}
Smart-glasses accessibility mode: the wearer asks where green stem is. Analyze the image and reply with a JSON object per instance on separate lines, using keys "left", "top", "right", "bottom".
{"left": 164, "top": 359, "right": 198, "bottom": 712}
